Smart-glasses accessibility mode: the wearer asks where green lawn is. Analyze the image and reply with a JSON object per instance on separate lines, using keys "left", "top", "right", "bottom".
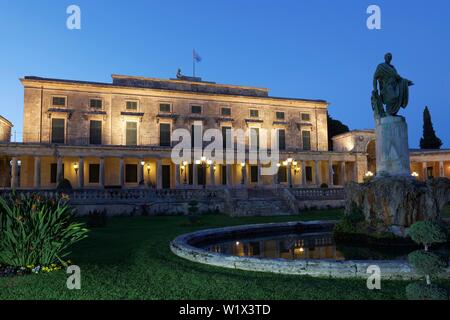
{"left": 0, "top": 208, "right": 446, "bottom": 300}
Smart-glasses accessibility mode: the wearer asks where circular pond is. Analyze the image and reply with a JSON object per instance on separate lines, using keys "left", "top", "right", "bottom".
{"left": 170, "top": 220, "right": 450, "bottom": 280}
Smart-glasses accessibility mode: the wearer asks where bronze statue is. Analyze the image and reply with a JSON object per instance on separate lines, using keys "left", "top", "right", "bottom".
{"left": 372, "top": 53, "right": 414, "bottom": 118}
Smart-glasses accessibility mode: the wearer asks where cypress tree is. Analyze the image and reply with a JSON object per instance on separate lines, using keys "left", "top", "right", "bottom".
{"left": 420, "top": 106, "right": 442, "bottom": 149}
{"left": 327, "top": 113, "right": 350, "bottom": 151}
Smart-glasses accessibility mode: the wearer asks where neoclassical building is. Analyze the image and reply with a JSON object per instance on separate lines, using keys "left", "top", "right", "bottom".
{"left": 332, "top": 130, "right": 450, "bottom": 181}
{"left": 0, "top": 74, "right": 368, "bottom": 190}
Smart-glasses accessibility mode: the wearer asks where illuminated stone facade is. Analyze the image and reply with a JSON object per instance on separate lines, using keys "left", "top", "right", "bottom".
{"left": 1, "top": 75, "right": 373, "bottom": 190}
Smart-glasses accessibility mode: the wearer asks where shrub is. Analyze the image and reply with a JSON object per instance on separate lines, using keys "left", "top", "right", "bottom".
{"left": 86, "top": 209, "right": 107, "bottom": 228}
{"left": 0, "top": 193, "right": 88, "bottom": 267}
{"left": 408, "top": 250, "right": 446, "bottom": 278}
{"left": 57, "top": 179, "right": 73, "bottom": 192}
{"left": 407, "top": 221, "right": 447, "bottom": 250}
{"left": 406, "top": 220, "right": 449, "bottom": 299}
{"left": 406, "top": 283, "right": 448, "bottom": 300}
{"left": 320, "top": 183, "right": 328, "bottom": 189}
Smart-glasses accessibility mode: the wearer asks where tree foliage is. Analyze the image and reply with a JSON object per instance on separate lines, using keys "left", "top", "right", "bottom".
{"left": 420, "top": 106, "right": 442, "bottom": 149}
{"left": 327, "top": 113, "right": 350, "bottom": 151}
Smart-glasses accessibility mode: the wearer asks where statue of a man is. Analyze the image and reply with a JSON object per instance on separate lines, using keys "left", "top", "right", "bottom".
{"left": 372, "top": 53, "right": 414, "bottom": 118}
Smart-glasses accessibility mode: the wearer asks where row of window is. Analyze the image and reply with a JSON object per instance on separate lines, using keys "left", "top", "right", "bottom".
{"left": 51, "top": 118, "right": 312, "bottom": 149}
{"left": 51, "top": 97, "right": 312, "bottom": 120}
{"left": 49, "top": 162, "right": 314, "bottom": 187}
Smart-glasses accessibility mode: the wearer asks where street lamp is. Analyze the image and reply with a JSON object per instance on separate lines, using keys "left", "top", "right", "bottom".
{"left": 73, "top": 162, "right": 79, "bottom": 175}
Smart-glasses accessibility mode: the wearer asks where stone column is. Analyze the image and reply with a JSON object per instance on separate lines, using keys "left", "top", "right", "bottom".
{"left": 156, "top": 159, "right": 163, "bottom": 189}
{"left": 340, "top": 161, "right": 346, "bottom": 186}
{"left": 10, "top": 157, "right": 18, "bottom": 189}
{"left": 78, "top": 157, "right": 84, "bottom": 189}
{"left": 138, "top": 159, "right": 144, "bottom": 185}
{"left": 99, "top": 157, "right": 105, "bottom": 188}
{"left": 56, "top": 156, "right": 63, "bottom": 183}
{"left": 328, "top": 159, "right": 334, "bottom": 186}
{"left": 314, "top": 160, "right": 321, "bottom": 186}
{"left": 352, "top": 161, "right": 358, "bottom": 183}
{"left": 226, "top": 164, "right": 232, "bottom": 187}
{"left": 193, "top": 162, "right": 198, "bottom": 187}
{"left": 257, "top": 162, "right": 263, "bottom": 186}
{"left": 287, "top": 163, "right": 293, "bottom": 188}
{"left": 33, "top": 156, "right": 41, "bottom": 188}
{"left": 209, "top": 164, "right": 215, "bottom": 187}
{"left": 439, "top": 161, "right": 444, "bottom": 178}
{"left": 301, "top": 160, "right": 307, "bottom": 187}
{"left": 119, "top": 158, "right": 125, "bottom": 188}
{"left": 175, "top": 164, "right": 181, "bottom": 188}
{"left": 241, "top": 163, "right": 247, "bottom": 186}
{"left": 422, "top": 162, "right": 427, "bottom": 181}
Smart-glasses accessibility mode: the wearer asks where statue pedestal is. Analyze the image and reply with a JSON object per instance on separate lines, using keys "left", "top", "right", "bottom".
{"left": 375, "top": 115, "right": 410, "bottom": 177}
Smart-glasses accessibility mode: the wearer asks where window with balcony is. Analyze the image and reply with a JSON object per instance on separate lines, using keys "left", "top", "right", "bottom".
{"left": 90, "top": 99, "right": 102, "bottom": 109}
{"left": 191, "top": 124, "right": 203, "bottom": 148}
{"left": 222, "top": 126, "right": 232, "bottom": 150}
{"left": 250, "top": 127, "right": 260, "bottom": 150}
{"left": 126, "top": 121, "right": 137, "bottom": 146}
{"left": 159, "top": 103, "right": 171, "bottom": 113}
{"left": 52, "top": 96, "right": 66, "bottom": 107}
{"left": 126, "top": 101, "right": 138, "bottom": 111}
{"left": 276, "top": 111, "right": 285, "bottom": 120}
{"left": 89, "top": 120, "right": 102, "bottom": 145}
{"left": 278, "top": 129, "right": 286, "bottom": 150}
{"left": 51, "top": 118, "right": 65, "bottom": 144}
{"left": 159, "top": 123, "right": 171, "bottom": 147}
{"left": 191, "top": 105, "right": 202, "bottom": 114}
{"left": 221, "top": 107, "right": 231, "bottom": 116}
{"left": 302, "top": 130, "right": 311, "bottom": 151}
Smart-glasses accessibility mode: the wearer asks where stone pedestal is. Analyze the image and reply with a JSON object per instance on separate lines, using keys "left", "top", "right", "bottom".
{"left": 345, "top": 177, "right": 450, "bottom": 236}
{"left": 375, "top": 115, "right": 410, "bottom": 177}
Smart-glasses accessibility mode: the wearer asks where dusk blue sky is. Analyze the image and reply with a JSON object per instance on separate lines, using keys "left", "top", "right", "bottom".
{"left": 0, "top": 0, "right": 449, "bottom": 147}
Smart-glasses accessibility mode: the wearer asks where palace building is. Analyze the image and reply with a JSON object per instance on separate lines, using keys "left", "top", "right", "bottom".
{"left": 0, "top": 74, "right": 448, "bottom": 191}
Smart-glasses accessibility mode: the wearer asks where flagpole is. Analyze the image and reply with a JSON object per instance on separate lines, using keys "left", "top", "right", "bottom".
{"left": 193, "top": 49, "right": 195, "bottom": 77}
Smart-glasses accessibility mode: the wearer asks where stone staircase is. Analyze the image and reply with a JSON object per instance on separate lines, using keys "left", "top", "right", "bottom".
{"left": 228, "top": 188, "right": 293, "bottom": 216}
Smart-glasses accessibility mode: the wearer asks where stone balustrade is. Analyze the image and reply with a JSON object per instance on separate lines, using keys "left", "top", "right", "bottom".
{"left": 289, "top": 187, "right": 345, "bottom": 200}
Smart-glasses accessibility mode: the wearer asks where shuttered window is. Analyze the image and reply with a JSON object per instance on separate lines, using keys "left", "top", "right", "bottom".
{"left": 159, "top": 123, "right": 171, "bottom": 147}
{"left": 278, "top": 129, "right": 286, "bottom": 150}
{"left": 302, "top": 131, "right": 311, "bottom": 151}
{"left": 126, "top": 122, "right": 137, "bottom": 146}
{"left": 89, "top": 120, "right": 102, "bottom": 145}
{"left": 51, "top": 119, "right": 65, "bottom": 144}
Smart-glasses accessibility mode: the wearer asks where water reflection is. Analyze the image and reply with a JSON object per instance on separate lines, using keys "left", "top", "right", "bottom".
{"left": 204, "top": 232, "right": 346, "bottom": 260}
